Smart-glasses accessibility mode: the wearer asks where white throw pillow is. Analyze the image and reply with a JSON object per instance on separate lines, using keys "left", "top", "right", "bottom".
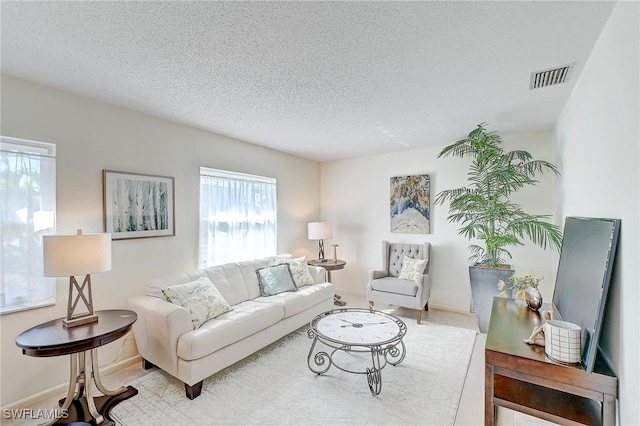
{"left": 162, "top": 276, "right": 232, "bottom": 329}
{"left": 398, "top": 256, "right": 428, "bottom": 281}
{"left": 274, "top": 256, "right": 315, "bottom": 287}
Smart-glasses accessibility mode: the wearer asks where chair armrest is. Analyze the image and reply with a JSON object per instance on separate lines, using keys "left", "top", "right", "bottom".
{"left": 367, "top": 270, "right": 389, "bottom": 301}
{"left": 308, "top": 265, "right": 327, "bottom": 283}
{"left": 128, "top": 294, "right": 193, "bottom": 376}
{"left": 414, "top": 274, "right": 432, "bottom": 304}
{"left": 369, "top": 270, "right": 388, "bottom": 281}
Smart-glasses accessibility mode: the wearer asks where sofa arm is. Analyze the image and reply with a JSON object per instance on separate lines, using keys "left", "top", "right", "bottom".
{"left": 127, "top": 295, "right": 193, "bottom": 377}
{"left": 308, "top": 265, "right": 327, "bottom": 283}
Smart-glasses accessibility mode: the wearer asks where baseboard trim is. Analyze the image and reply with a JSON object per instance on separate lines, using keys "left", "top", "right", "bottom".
{"left": 428, "top": 303, "right": 474, "bottom": 316}
{"left": 1, "top": 355, "right": 141, "bottom": 411}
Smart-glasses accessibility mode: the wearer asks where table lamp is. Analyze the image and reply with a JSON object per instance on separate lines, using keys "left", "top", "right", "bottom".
{"left": 307, "top": 221, "right": 333, "bottom": 261}
{"left": 43, "top": 229, "right": 111, "bottom": 328}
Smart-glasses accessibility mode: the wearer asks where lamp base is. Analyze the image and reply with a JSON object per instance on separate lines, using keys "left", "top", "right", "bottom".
{"left": 63, "top": 313, "right": 99, "bottom": 328}
{"left": 317, "top": 239, "right": 325, "bottom": 260}
{"left": 64, "top": 274, "right": 98, "bottom": 328}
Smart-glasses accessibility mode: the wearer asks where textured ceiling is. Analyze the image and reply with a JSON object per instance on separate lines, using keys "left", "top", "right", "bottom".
{"left": 1, "top": 1, "right": 615, "bottom": 162}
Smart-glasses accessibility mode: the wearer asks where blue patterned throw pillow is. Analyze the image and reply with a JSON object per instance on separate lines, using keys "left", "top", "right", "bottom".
{"left": 256, "top": 264, "right": 298, "bottom": 297}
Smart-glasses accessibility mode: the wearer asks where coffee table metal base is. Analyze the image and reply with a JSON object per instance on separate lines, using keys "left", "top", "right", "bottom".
{"left": 306, "top": 309, "right": 406, "bottom": 395}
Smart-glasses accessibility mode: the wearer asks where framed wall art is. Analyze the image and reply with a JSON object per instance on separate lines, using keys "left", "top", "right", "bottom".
{"left": 390, "top": 174, "right": 430, "bottom": 234}
{"left": 103, "top": 170, "right": 175, "bottom": 239}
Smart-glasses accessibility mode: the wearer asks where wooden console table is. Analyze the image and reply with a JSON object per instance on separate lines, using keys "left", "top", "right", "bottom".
{"left": 485, "top": 298, "right": 617, "bottom": 426}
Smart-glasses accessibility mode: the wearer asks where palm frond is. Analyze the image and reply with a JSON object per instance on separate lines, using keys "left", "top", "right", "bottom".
{"left": 506, "top": 215, "right": 563, "bottom": 251}
{"left": 437, "top": 139, "right": 476, "bottom": 159}
{"left": 435, "top": 123, "right": 562, "bottom": 265}
{"left": 519, "top": 159, "right": 560, "bottom": 177}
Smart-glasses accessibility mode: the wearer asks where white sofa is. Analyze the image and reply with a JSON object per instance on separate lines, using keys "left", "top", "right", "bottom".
{"left": 127, "top": 255, "right": 334, "bottom": 399}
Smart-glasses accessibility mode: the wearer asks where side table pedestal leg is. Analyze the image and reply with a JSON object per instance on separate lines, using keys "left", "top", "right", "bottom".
{"left": 92, "top": 348, "right": 127, "bottom": 396}
{"left": 83, "top": 350, "right": 104, "bottom": 424}
{"left": 52, "top": 349, "right": 138, "bottom": 426}
{"left": 39, "top": 355, "right": 79, "bottom": 426}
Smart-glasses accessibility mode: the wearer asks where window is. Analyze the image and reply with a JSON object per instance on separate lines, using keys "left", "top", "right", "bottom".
{"left": 1, "top": 136, "right": 56, "bottom": 314}
{"left": 199, "top": 168, "right": 277, "bottom": 267}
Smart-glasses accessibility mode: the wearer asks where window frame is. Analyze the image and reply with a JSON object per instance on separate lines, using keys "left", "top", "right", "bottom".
{"left": 0, "top": 136, "right": 57, "bottom": 315}
{"left": 199, "top": 167, "right": 277, "bottom": 268}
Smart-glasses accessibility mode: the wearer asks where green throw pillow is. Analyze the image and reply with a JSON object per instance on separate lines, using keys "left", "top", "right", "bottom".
{"left": 162, "top": 277, "right": 232, "bottom": 329}
{"left": 256, "top": 264, "right": 298, "bottom": 297}
{"left": 274, "top": 256, "right": 315, "bottom": 287}
{"left": 398, "top": 256, "right": 428, "bottom": 281}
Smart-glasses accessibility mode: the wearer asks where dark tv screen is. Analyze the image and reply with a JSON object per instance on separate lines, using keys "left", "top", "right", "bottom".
{"left": 552, "top": 216, "right": 620, "bottom": 373}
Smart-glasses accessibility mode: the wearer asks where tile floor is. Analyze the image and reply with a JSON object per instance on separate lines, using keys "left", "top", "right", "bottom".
{"left": 5, "top": 290, "right": 557, "bottom": 426}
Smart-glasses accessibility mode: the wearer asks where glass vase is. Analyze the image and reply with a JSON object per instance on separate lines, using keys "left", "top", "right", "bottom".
{"left": 526, "top": 288, "right": 543, "bottom": 311}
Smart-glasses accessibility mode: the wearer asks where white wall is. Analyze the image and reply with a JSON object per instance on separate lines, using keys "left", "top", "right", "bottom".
{"left": 0, "top": 75, "right": 322, "bottom": 406}
{"left": 554, "top": 2, "right": 639, "bottom": 424}
{"left": 320, "top": 130, "right": 560, "bottom": 312}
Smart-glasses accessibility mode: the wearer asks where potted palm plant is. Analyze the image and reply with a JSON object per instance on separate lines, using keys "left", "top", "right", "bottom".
{"left": 435, "top": 123, "right": 562, "bottom": 332}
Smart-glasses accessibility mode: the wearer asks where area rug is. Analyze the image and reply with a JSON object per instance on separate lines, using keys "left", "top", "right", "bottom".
{"left": 111, "top": 320, "right": 476, "bottom": 426}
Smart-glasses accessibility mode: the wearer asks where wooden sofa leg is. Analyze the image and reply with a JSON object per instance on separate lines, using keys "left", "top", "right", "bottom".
{"left": 417, "top": 309, "right": 422, "bottom": 324}
{"left": 142, "top": 358, "right": 156, "bottom": 370}
{"left": 185, "top": 381, "right": 203, "bottom": 400}
{"left": 369, "top": 301, "right": 374, "bottom": 310}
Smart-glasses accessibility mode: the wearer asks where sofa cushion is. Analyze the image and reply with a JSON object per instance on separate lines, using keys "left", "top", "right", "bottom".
{"left": 275, "top": 256, "right": 315, "bottom": 287}
{"left": 161, "top": 277, "right": 232, "bottom": 329}
{"left": 176, "top": 300, "right": 283, "bottom": 361}
{"left": 371, "top": 276, "right": 418, "bottom": 297}
{"left": 255, "top": 282, "right": 334, "bottom": 318}
{"left": 204, "top": 263, "right": 249, "bottom": 306}
{"left": 237, "top": 258, "right": 275, "bottom": 300}
{"left": 256, "top": 264, "right": 298, "bottom": 297}
{"left": 146, "top": 270, "right": 206, "bottom": 299}
{"left": 398, "top": 256, "right": 428, "bottom": 281}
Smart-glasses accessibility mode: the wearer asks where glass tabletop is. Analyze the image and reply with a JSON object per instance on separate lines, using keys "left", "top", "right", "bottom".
{"left": 311, "top": 308, "right": 406, "bottom": 346}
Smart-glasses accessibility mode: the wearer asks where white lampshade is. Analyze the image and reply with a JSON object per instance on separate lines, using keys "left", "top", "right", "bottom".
{"left": 308, "top": 221, "right": 333, "bottom": 240}
{"left": 43, "top": 229, "right": 112, "bottom": 277}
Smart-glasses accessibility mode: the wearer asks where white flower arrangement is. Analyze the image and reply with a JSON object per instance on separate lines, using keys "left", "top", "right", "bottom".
{"left": 497, "top": 273, "right": 543, "bottom": 299}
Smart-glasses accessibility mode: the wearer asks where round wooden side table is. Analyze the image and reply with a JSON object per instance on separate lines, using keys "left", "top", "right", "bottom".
{"left": 308, "top": 259, "right": 347, "bottom": 306}
{"left": 16, "top": 309, "right": 138, "bottom": 425}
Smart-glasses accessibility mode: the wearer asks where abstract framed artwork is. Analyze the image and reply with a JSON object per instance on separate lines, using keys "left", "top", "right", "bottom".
{"left": 103, "top": 170, "right": 175, "bottom": 240}
{"left": 390, "top": 174, "right": 430, "bottom": 234}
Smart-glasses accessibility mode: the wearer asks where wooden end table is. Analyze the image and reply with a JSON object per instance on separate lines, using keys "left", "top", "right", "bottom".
{"left": 307, "top": 259, "right": 347, "bottom": 306}
{"left": 15, "top": 309, "right": 139, "bottom": 425}
{"left": 485, "top": 298, "right": 617, "bottom": 425}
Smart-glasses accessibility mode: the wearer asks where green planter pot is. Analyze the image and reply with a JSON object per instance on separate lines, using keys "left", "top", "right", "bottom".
{"left": 469, "top": 265, "right": 514, "bottom": 333}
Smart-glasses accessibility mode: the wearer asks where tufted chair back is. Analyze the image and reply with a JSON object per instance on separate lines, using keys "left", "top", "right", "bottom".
{"left": 384, "top": 241, "right": 430, "bottom": 277}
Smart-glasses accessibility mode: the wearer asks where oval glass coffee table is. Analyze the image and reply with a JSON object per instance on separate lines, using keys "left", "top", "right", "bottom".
{"left": 307, "top": 308, "right": 407, "bottom": 395}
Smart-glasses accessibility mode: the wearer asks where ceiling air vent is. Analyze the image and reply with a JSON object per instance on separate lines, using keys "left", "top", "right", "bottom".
{"left": 530, "top": 62, "right": 575, "bottom": 90}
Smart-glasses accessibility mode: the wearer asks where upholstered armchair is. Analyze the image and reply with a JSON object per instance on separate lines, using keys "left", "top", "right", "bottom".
{"left": 367, "top": 241, "right": 432, "bottom": 324}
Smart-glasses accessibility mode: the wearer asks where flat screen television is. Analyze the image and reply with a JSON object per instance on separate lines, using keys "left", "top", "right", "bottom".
{"left": 552, "top": 216, "right": 621, "bottom": 373}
